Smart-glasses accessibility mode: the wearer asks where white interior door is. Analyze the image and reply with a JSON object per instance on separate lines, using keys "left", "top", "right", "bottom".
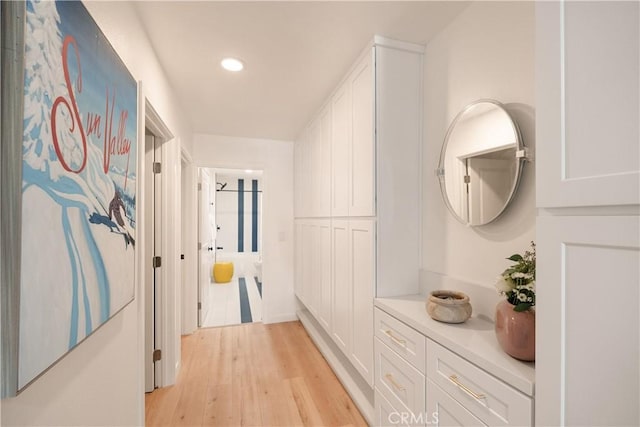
{"left": 467, "top": 157, "right": 513, "bottom": 224}
{"left": 144, "top": 133, "right": 162, "bottom": 392}
{"left": 198, "top": 169, "right": 213, "bottom": 326}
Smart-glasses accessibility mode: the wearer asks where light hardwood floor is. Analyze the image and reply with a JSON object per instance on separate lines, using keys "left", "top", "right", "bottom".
{"left": 145, "top": 321, "right": 367, "bottom": 426}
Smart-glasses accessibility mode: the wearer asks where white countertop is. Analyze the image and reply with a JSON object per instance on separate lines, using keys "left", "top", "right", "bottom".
{"left": 375, "top": 294, "right": 535, "bottom": 397}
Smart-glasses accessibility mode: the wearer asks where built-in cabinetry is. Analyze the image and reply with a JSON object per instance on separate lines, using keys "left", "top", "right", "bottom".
{"left": 374, "top": 296, "right": 535, "bottom": 427}
{"left": 536, "top": 2, "right": 639, "bottom": 425}
{"left": 294, "top": 36, "right": 424, "bottom": 419}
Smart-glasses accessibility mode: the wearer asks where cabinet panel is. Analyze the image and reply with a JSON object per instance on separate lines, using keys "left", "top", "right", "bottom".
{"left": 319, "top": 105, "right": 332, "bottom": 217}
{"left": 318, "top": 220, "right": 331, "bottom": 332}
{"left": 308, "top": 119, "right": 322, "bottom": 217}
{"left": 331, "top": 86, "right": 351, "bottom": 217}
{"left": 350, "top": 52, "right": 375, "bottom": 216}
{"left": 350, "top": 219, "right": 375, "bottom": 385}
{"left": 375, "top": 339, "right": 426, "bottom": 417}
{"left": 331, "top": 220, "right": 350, "bottom": 354}
{"left": 426, "top": 379, "right": 486, "bottom": 427}
{"left": 294, "top": 221, "right": 303, "bottom": 299}
{"left": 536, "top": 1, "right": 639, "bottom": 207}
{"left": 537, "top": 215, "right": 640, "bottom": 426}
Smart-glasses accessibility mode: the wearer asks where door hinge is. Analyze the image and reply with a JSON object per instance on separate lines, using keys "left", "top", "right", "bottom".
{"left": 198, "top": 302, "right": 202, "bottom": 310}
{"left": 198, "top": 183, "right": 202, "bottom": 191}
{"left": 153, "top": 162, "right": 161, "bottom": 174}
{"left": 152, "top": 349, "right": 162, "bottom": 362}
{"left": 180, "top": 254, "right": 185, "bottom": 260}
{"left": 198, "top": 242, "right": 202, "bottom": 250}
{"left": 463, "top": 175, "right": 471, "bottom": 184}
{"left": 152, "top": 256, "right": 162, "bottom": 268}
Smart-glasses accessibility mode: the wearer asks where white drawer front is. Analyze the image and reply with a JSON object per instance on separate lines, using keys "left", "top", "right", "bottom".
{"left": 426, "top": 379, "right": 486, "bottom": 427}
{"left": 426, "top": 339, "right": 532, "bottom": 427}
{"left": 376, "top": 389, "right": 424, "bottom": 427}
{"left": 376, "top": 338, "right": 426, "bottom": 417}
{"left": 375, "top": 308, "right": 426, "bottom": 373}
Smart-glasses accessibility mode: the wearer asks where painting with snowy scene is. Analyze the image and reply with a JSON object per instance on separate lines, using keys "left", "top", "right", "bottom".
{"left": 19, "top": 0, "right": 137, "bottom": 389}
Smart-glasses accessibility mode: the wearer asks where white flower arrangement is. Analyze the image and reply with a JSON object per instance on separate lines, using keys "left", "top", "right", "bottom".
{"left": 495, "top": 241, "right": 536, "bottom": 312}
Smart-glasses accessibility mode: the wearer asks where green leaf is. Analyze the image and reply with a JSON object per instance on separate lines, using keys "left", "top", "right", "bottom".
{"left": 513, "top": 303, "right": 531, "bottom": 312}
{"left": 507, "top": 254, "right": 523, "bottom": 262}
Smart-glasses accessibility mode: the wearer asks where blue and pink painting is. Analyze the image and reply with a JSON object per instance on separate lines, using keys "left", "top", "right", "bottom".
{"left": 20, "top": 0, "right": 137, "bottom": 390}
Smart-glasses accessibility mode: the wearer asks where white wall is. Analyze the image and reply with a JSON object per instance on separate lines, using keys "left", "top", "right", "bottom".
{"left": 1, "top": 2, "right": 192, "bottom": 425}
{"left": 194, "top": 135, "right": 296, "bottom": 324}
{"left": 422, "top": 2, "right": 535, "bottom": 290}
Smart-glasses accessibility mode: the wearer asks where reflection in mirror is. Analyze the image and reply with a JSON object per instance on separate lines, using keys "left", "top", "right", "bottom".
{"left": 437, "top": 100, "right": 526, "bottom": 226}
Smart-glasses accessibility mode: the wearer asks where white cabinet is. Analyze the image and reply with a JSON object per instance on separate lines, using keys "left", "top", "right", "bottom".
{"left": 331, "top": 219, "right": 350, "bottom": 354}
{"left": 350, "top": 219, "right": 375, "bottom": 385}
{"left": 536, "top": 1, "right": 639, "bottom": 208}
{"left": 330, "top": 218, "right": 375, "bottom": 386}
{"left": 294, "top": 36, "right": 423, "bottom": 410}
{"left": 536, "top": 216, "right": 640, "bottom": 426}
{"left": 427, "top": 340, "right": 532, "bottom": 426}
{"left": 373, "top": 301, "right": 535, "bottom": 427}
{"left": 295, "top": 219, "right": 331, "bottom": 330}
{"left": 536, "top": 2, "right": 640, "bottom": 425}
{"left": 350, "top": 53, "right": 375, "bottom": 217}
{"left": 331, "top": 84, "right": 351, "bottom": 217}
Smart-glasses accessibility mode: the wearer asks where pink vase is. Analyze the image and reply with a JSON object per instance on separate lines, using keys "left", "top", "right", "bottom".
{"left": 495, "top": 300, "right": 535, "bottom": 362}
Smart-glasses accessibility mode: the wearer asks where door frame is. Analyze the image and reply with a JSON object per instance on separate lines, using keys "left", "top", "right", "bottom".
{"left": 143, "top": 99, "right": 177, "bottom": 390}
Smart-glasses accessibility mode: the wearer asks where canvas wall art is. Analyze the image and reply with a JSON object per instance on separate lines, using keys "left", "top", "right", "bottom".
{"left": 16, "top": 0, "right": 138, "bottom": 391}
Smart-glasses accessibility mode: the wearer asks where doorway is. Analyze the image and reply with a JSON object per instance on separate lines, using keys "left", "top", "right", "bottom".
{"left": 198, "top": 168, "right": 263, "bottom": 328}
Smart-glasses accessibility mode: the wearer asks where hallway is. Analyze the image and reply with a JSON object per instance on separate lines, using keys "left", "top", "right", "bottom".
{"left": 145, "top": 321, "right": 367, "bottom": 426}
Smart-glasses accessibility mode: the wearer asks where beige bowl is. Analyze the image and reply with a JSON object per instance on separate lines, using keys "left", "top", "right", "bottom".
{"left": 426, "top": 290, "right": 472, "bottom": 323}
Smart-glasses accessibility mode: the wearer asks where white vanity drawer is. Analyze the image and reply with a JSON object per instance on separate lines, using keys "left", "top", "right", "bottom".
{"left": 375, "top": 307, "right": 426, "bottom": 373}
{"left": 426, "top": 339, "right": 532, "bottom": 426}
{"left": 375, "top": 338, "right": 426, "bottom": 418}
{"left": 426, "top": 379, "right": 485, "bottom": 426}
{"left": 376, "top": 389, "right": 418, "bottom": 427}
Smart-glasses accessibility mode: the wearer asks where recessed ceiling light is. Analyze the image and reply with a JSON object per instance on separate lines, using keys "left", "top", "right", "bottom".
{"left": 221, "top": 57, "right": 244, "bottom": 72}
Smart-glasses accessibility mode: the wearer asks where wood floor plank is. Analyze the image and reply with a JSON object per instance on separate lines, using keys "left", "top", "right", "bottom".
{"left": 145, "top": 321, "right": 367, "bottom": 427}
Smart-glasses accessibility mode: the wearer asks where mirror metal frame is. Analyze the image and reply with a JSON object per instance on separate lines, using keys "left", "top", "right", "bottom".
{"left": 436, "top": 99, "right": 528, "bottom": 226}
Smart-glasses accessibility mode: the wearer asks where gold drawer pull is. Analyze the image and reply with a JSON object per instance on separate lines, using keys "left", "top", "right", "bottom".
{"left": 385, "top": 373, "right": 406, "bottom": 392}
{"left": 449, "top": 375, "right": 486, "bottom": 400}
{"left": 384, "top": 329, "right": 406, "bottom": 346}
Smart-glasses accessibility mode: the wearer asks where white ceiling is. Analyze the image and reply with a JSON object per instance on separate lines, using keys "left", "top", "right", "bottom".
{"left": 134, "top": 1, "right": 470, "bottom": 142}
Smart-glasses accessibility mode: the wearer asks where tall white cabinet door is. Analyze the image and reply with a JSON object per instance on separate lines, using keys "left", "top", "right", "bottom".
{"left": 308, "top": 120, "right": 322, "bottom": 217}
{"left": 536, "top": 216, "right": 640, "bottom": 426}
{"left": 294, "top": 220, "right": 303, "bottom": 300}
{"left": 331, "top": 85, "right": 351, "bottom": 217}
{"left": 350, "top": 51, "right": 375, "bottom": 217}
{"left": 536, "top": 2, "right": 639, "bottom": 207}
{"left": 350, "top": 219, "right": 375, "bottom": 386}
{"left": 331, "top": 219, "right": 351, "bottom": 355}
{"left": 318, "top": 220, "right": 332, "bottom": 332}
{"left": 319, "top": 105, "right": 332, "bottom": 217}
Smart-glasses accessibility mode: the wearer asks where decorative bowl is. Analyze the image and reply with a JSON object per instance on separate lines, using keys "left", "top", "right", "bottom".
{"left": 426, "top": 290, "right": 472, "bottom": 324}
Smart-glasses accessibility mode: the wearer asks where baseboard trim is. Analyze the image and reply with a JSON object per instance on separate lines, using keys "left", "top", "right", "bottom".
{"left": 297, "top": 309, "right": 374, "bottom": 425}
{"left": 263, "top": 312, "right": 298, "bottom": 324}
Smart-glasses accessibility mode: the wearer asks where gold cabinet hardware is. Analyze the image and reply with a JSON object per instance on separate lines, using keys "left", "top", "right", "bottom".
{"left": 384, "top": 330, "right": 406, "bottom": 346}
{"left": 449, "top": 375, "right": 486, "bottom": 400}
{"left": 385, "top": 373, "right": 406, "bottom": 392}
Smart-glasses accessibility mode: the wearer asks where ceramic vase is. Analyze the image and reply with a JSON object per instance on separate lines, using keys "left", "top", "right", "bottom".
{"left": 495, "top": 300, "right": 535, "bottom": 361}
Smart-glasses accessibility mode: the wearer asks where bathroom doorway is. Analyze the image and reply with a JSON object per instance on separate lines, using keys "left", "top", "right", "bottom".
{"left": 198, "top": 168, "right": 263, "bottom": 327}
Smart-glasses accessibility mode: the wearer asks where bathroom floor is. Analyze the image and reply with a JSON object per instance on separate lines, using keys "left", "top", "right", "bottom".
{"left": 201, "top": 276, "right": 262, "bottom": 328}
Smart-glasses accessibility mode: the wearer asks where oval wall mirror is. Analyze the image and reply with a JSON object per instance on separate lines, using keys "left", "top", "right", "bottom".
{"left": 437, "top": 100, "right": 527, "bottom": 226}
